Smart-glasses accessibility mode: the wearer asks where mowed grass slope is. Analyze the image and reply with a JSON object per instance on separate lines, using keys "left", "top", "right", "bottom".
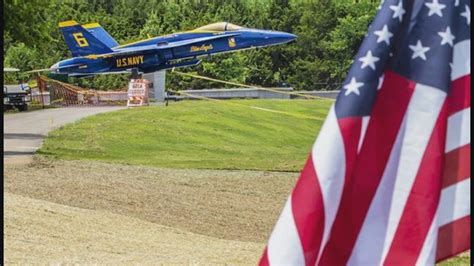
{"left": 40, "top": 99, "right": 333, "bottom": 171}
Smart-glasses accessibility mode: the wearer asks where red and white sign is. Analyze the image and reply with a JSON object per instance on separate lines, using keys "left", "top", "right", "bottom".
{"left": 127, "top": 79, "right": 150, "bottom": 107}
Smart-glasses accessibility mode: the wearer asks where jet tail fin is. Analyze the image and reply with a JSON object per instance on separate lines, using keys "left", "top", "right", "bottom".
{"left": 82, "top": 22, "right": 119, "bottom": 48}
{"left": 58, "top": 20, "right": 113, "bottom": 57}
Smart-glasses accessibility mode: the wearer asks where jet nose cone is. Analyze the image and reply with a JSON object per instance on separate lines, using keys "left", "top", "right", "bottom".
{"left": 272, "top": 31, "right": 297, "bottom": 44}
{"left": 252, "top": 29, "right": 297, "bottom": 47}
{"left": 283, "top": 32, "right": 297, "bottom": 41}
{"left": 50, "top": 62, "right": 60, "bottom": 70}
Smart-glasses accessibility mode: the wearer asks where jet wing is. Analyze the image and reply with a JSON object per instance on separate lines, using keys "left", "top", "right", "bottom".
{"left": 68, "top": 70, "right": 131, "bottom": 77}
{"left": 25, "top": 64, "right": 85, "bottom": 73}
{"left": 106, "top": 33, "right": 240, "bottom": 57}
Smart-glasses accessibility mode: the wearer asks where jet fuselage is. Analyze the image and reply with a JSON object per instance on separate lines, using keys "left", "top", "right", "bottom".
{"left": 52, "top": 22, "right": 296, "bottom": 77}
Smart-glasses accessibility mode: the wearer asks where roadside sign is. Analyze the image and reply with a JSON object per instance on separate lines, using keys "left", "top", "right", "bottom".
{"left": 127, "top": 79, "right": 150, "bottom": 107}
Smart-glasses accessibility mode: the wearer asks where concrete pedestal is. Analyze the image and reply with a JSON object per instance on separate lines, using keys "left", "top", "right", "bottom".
{"left": 143, "top": 70, "right": 166, "bottom": 102}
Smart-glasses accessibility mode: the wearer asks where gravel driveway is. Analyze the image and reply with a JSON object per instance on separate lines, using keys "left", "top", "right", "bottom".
{"left": 3, "top": 107, "right": 124, "bottom": 164}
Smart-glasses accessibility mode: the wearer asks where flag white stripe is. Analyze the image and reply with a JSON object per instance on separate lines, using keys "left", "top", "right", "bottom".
{"left": 348, "top": 116, "right": 408, "bottom": 266}
{"left": 357, "top": 116, "right": 370, "bottom": 153}
{"left": 380, "top": 84, "right": 447, "bottom": 261}
{"left": 451, "top": 40, "right": 471, "bottom": 81}
{"left": 311, "top": 105, "right": 346, "bottom": 263}
{"left": 267, "top": 196, "right": 305, "bottom": 265}
{"left": 445, "top": 108, "right": 470, "bottom": 153}
{"left": 438, "top": 178, "right": 471, "bottom": 227}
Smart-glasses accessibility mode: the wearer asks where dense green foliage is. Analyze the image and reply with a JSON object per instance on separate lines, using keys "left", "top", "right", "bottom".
{"left": 39, "top": 99, "right": 333, "bottom": 171}
{"left": 4, "top": 0, "right": 378, "bottom": 90}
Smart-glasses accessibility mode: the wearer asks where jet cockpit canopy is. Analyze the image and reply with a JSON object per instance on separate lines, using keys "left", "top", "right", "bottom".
{"left": 194, "top": 22, "right": 243, "bottom": 31}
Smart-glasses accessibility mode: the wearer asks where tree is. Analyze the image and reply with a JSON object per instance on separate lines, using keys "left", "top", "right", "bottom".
{"left": 3, "top": 0, "right": 379, "bottom": 91}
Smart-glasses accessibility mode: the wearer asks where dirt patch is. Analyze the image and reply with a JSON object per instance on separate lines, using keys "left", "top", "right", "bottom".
{"left": 5, "top": 157, "right": 298, "bottom": 242}
{"left": 4, "top": 156, "right": 298, "bottom": 263}
{"left": 4, "top": 192, "right": 263, "bottom": 264}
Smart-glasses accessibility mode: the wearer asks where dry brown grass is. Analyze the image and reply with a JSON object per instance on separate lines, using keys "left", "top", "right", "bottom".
{"left": 4, "top": 192, "right": 264, "bottom": 264}
{"left": 6, "top": 156, "right": 468, "bottom": 265}
{"left": 4, "top": 156, "right": 298, "bottom": 264}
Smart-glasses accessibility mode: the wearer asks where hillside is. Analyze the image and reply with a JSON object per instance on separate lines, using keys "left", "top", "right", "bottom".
{"left": 40, "top": 99, "right": 333, "bottom": 171}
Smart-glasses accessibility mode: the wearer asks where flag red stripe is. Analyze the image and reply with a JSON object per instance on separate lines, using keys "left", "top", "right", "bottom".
{"left": 442, "top": 144, "right": 471, "bottom": 188}
{"left": 383, "top": 102, "right": 447, "bottom": 265}
{"left": 291, "top": 155, "right": 325, "bottom": 265}
{"left": 337, "top": 117, "right": 362, "bottom": 177}
{"left": 448, "top": 75, "right": 470, "bottom": 115}
{"left": 436, "top": 215, "right": 471, "bottom": 262}
{"left": 259, "top": 247, "right": 269, "bottom": 266}
{"left": 318, "top": 71, "right": 416, "bottom": 265}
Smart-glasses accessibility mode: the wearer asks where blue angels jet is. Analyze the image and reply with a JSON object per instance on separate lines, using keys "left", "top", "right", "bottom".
{"left": 41, "top": 21, "right": 296, "bottom": 77}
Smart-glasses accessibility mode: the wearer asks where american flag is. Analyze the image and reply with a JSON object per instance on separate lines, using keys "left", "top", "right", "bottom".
{"left": 259, "top": 0, "right": 470, "bottom": 265}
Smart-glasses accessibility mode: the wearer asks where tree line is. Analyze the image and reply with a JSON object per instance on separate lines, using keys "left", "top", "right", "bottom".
{"left": 4, "top": 0, "right": 379, "bottom": 91}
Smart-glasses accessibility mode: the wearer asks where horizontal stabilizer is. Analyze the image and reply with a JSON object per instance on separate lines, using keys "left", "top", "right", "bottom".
{"left": 4, "top": 67, "right": 20, "bottom": 72}
{"left": 24, "top": 68, "right": 53, "bottom": 73}
{"left": 25, "top": 63, "right": 84, "bottom": 73}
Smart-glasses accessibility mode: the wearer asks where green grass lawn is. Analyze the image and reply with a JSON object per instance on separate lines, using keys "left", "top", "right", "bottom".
{"left": 37, "top": 99, "right": 469, "bottom": 264}
{"left": 40, "top": 99, "right": 333, "bottom": 172}
{"left": 439, "top": 254, "right": 470, "bottom": 265}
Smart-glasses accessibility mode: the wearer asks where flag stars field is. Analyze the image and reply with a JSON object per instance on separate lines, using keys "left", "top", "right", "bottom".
{"left": 374, "top": 25, "right": 393, "bottom": 45}
{"left": 438, "top": 27, "right": 455, "bottom": 46}
{"left": 389, "top": 1, "right": 405, "bottom": 22}
{"left": 425, "top": 0, "right": 446, "bottom": 17}
{"left": 359, "top": 50, "right": 380, "bottom": 70}
{"left": 343, "top": 77, "right": 364, "bottom": 96}
{"left": 409, "top": 40, "right": 431, "bottom": 60}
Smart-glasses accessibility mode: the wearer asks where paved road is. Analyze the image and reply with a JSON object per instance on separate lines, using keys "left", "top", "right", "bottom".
{"left": 4, "top": 107, "right": 124, "bottom": 164}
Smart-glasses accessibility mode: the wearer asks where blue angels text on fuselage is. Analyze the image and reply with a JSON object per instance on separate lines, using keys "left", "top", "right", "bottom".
{"left": 49, "top": 21, "right": 297, "bottom": 77}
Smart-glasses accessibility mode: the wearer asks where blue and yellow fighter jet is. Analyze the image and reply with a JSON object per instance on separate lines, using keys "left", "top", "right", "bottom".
{"left": 48, "top": 21, "right": 296, "bottom": 77}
